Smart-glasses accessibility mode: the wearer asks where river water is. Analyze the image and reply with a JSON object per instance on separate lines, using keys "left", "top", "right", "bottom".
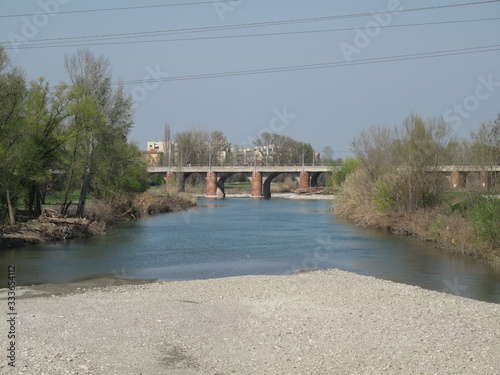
{"left": 1, "top": 198, "right": 499, "bottom": 303}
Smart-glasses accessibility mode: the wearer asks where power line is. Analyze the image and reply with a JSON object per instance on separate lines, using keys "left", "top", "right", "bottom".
{"left": 113, "top": 44, "right": 500, "bottom": 86}
{"left": 0, "top": 0, "right": 238, "bottom": 18}
{"left": 3, "top": 0, "right": 500, "bottom": 47}
{"left": 6, "top": 17, "right": 500, "bottom": 50}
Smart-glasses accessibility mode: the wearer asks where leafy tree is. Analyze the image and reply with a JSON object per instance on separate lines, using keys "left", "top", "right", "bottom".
{"left": 63, "top": 48, "right": 135, "bottom": 217}
{"left": 332, "top": 158, "right": 360, "bottom": 186}
{"left": 0, "top": 47, "right": 27, "bottom": 224}
{"left": 92, "top": 142, "right": 149, "bottom": 201}
{"left": 21, "top": 79, "right": 70, "bottom": 215}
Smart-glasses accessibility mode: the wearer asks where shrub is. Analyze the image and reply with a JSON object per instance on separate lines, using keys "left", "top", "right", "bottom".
{"left": 472, "top": 196, "right": 500, "bottom": 249}
{"left": 332, "top": 158, "right": 360, "bottom": 187}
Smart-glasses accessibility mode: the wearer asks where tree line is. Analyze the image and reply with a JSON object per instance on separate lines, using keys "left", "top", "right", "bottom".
{"left": 0, "top": 46, "right": 149, "bottom": 225}
{"left": 161, "top": 125, "right": 328, "bottom": 166}
{"left": 336, "top": 113, "right": 500, "bottom": 257}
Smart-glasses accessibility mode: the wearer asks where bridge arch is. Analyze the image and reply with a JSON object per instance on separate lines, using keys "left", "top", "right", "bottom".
{"left": 262, "top": 172, "right": 301, "bottom": 199}
{"left": 179, "top": 172, "right": 206, "bottom": 193}
{"left": 215, "top": 172, "right": 238, "bottom": 197}
{"left": 310, "top": 171, "right": 329, "bottom": 187}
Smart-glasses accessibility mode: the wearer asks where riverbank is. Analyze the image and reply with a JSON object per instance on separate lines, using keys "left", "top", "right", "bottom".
{"left": 0, "top": 191, "right": 197, "bottom": 250}
{"left": 335, "top": 200, "right": 500, "bottom": 268}
{"left": 2, "top": 269, "right": 498, "bottom": 374}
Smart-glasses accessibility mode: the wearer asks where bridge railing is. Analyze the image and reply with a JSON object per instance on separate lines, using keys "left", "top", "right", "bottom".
{"left": 148, "top": 163, "right": 334, "bottom": 168}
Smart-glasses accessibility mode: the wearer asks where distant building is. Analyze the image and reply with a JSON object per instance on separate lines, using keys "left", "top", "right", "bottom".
{"left": 146, "top": 141, "right": 179, "bottom": 165}
{"left": 147, "top": 141, "right": 166, "bottom": 153}
{"left": 142, "top": 149, "right": 163, "bottom": 166}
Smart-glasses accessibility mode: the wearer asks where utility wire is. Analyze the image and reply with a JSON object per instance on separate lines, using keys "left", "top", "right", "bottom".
{"left": 112, "top": 44, "right": 500, "bottom": 86}
{"left": 3, "top": 0, "right": 500, "bottom": 47}
{"left": 9, "top": 44, "right": 499, "bottom": 93}
{"left": 6, "top": 17, "right": 500, "bottom": 50}
{"left": 0, "top": 0, "right": 239, "bottom": 18}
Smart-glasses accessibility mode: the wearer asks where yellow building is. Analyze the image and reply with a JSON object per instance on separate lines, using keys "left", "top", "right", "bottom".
{"left": 142, "top": 150, "right": 163, "bottom": 166}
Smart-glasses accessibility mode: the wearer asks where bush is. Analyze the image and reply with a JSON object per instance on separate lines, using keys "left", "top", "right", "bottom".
{"left": 372, "top": 180, "right": 395, "bottom": 212}
{"left": 332, "top": 158, "right": 360, "bottom": 187}
{"left": 472, "top": 196, "right": 500, "bottom": 249}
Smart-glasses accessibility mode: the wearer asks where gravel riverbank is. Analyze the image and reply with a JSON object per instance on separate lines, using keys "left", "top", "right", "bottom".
{"left": 1, "top": 269, "right": 499, "bottom": 374}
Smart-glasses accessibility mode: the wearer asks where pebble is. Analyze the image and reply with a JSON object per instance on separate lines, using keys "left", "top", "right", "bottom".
{"left": 1, "top": 269, "right": 499, "bottom": 374}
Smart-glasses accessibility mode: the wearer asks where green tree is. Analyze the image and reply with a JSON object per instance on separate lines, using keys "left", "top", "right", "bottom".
{"left": 92, "top": 142, "right": 150, "bottom": 202}
{"left": 332, "top": 158, "right": 360, "bottom": 186}
{"left": 63, "top": 48, "right": 135, "bottom": 217}
{"left": 21, "top": 79, "right": 70, "bottom": 215}
{"left": 0, "top": 47, "right": 27, "bottom": 224}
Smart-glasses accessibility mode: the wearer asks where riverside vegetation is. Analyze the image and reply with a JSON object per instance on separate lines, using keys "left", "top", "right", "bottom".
{"left": 0, "top": 46, "right": 195, "bottom": 248}
{"left": 334, "top": 114, "right": 500, "bottom": 267}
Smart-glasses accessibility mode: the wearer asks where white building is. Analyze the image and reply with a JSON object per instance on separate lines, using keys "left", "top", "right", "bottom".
{"left": 147, "top": 141, "right": 167, "bottom": 153}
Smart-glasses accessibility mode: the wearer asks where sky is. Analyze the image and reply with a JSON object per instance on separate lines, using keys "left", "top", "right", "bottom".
{"left": 1, "top": 0, "right": 499, "bottom": 158}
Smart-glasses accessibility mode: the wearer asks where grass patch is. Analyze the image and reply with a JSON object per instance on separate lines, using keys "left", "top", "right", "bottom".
{"left": 43, "top": 191, "right": 93, "bottom": 205}
{"left": 225, "top": 182, "right": 251, "bottom": 190}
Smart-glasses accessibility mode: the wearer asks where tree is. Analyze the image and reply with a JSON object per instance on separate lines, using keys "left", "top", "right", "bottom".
{"left": 253, "top": 132, "right": 313, "bottom": 165}
{"left": 63, "top": 48, "right": 135, "bottom": 217}
{"left": 162, "top": 123, "right": 172, "bottom": 166}
{"left": 174, "top": 126, "right": 230, "bottom": 166}
{"left": 349, "top": 114, "right": 451, "bottom": 212}
{"left": 210, "top": 130, "right": 230, "bottom": 165}
{"left": 92, "top": 142, "right": 149, "bottom": 201}
{"left": 321, "top": 146, "right": 334, "bottom": 164}
{"left": 0, "top": 47, "right": 27, "bottom": 224}
{"left": 332, "top": 158, "right": 360, "bottom": 186}
{"left": 471, "top": 118, "right": 500, "bottom": 171}
{"left": 350, "top": 125, "right": 393, "bottom": 182}
{"left": 21, "top": 79, "right": 70, "bottom": 216}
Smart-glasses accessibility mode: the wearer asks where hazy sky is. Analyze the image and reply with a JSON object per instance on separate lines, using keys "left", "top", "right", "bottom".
{"left": 1, "top": 0, "right": 499, "bottom": 157}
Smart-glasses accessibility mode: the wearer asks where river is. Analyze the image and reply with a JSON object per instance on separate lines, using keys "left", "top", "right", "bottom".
{"left": 1, "top": 198, "right": 499, "bottom": 303}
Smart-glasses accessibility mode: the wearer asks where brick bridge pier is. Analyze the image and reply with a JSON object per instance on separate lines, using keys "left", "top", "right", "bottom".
{"left": 157, "top": 166, "right": 332, "bottom": 199}
{"left": 151, "top": 165, "right": 500, "bottom": 199}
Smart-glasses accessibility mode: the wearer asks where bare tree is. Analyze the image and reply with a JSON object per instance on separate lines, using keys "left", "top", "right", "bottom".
{"left": 163, "top": 123, "right": 172, "bottom": 167}
{"left": 321, "top": 145, "right": 333, "bottom": 164}
{"left": 350, "top": 125, "right": 393, "bottom": 182}
{"left": 350, "top": 114, "right": 452, "bottom": 212}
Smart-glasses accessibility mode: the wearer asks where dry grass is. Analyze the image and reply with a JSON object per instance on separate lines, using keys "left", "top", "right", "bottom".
{"left": 270, "top": 177, "right": 299, "bottom": 193}
{"left": 134, "top": 190, "right": 196, "bottom": 215}
{"left": 184, "top": 185, "right": 205, "bottom": 195}
{"left": 336, "top": 169, "right": 498, "bottom": 266}
{"left": 88, "top": 188, "right": 196, "bottom": 223}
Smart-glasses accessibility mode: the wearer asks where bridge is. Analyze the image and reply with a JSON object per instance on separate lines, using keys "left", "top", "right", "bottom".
{"left": 147, "top": 164, "right": 500, "bottom": 199}
{"left": 147, "top": 165, "right": 332, "bottom": 199}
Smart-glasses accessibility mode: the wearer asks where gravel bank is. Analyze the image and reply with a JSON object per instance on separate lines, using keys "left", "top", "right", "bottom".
{"left": 2, "top": 269, "right": 499, "bottom": 374}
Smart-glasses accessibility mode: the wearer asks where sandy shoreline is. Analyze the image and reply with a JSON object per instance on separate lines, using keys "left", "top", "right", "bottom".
{"left": 1, "top": 269, "right": 498, "bottom": 374}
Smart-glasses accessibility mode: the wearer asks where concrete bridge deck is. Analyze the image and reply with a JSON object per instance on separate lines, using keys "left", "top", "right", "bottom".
{"left": 146, "top": 164, "right": 499, "bottom": 199}
{"left": 147, "top": 165, "right": 333, "bottom": 173}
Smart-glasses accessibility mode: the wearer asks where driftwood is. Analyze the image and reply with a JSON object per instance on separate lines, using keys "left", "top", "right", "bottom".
{"left": 0, "top": 210, "right": 106, "bottom": 249}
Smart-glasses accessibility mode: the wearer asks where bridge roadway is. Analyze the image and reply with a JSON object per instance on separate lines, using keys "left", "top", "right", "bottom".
{"left": 147, "top": 165, "right": 332, "bottom": 199}
{"left": 147, "top": 165, "right": 500, "bottom": 199}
